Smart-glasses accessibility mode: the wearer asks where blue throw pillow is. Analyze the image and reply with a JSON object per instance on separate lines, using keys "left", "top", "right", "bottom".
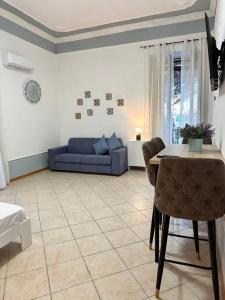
{"left": 107, "top": 133, "right": 122, "bottom": 153}
{"left": 93, "top": 136, "right": 109, "bottom": 155}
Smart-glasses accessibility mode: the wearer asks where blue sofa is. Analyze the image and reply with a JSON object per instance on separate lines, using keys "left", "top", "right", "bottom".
{"left": 48, "top": 138, "right": 128, "bottom": 175}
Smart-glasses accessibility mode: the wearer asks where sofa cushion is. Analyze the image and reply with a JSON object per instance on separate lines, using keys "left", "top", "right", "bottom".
{"left": 93, "top": 136, "right": 109, "bottom": 155}
{"left": 107, "top": 133, "right": 122, "bottom": 153}
{"left": 68, "top": 138, "right": 97, "bottom": 154}
{"left": 55, "top": 153, "right": 83, "bottom": 163}
{"left": 82, "top": 155, "right": 111, "bottom": 165}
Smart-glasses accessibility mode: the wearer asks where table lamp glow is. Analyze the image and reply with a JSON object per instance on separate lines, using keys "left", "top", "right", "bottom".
{"left": 135, "top": 128, "right": 142, "bottom": 141}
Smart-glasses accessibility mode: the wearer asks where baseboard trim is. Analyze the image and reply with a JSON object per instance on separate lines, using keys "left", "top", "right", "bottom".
{"left": 10, "top": 167, "right": 48, "bottom": 182}
{"left": 129, "top": 166, "right": 146, "bottom": 170}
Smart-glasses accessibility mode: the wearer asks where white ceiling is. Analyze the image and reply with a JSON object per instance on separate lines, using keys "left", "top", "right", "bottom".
{"left": 4, "top": 0, "right": 197, "bottom": 32}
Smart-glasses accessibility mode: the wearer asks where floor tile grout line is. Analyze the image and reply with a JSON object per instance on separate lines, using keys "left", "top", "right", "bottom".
{"left": 2, "top": 170, "right": 213, "bottom": 299}
{"left": 29, "top": 191, "right": 193, "bottom": 238}
{"left": 3, "top": 236, "right": 206, "bottom": 280}
{"left": 50, "top": 182, "right": 103, "bottom": 300}
{"left": 88, "top": 217, "right": 149, "bottom": 298}
{"left": 66, "top": 173, "right": 153, "bottom": 299}
{"left": 60, "top": 191, "right": 153, "bottom": 237}
{"left": 61, "top": 172, "right": 211, "bottom": 299}
{"left": 30, "top": 292, "right": 51, "bottom": 300}
{"left": 62, "top": 207, "right": 103, "bottom": 300}
{"left": 113, "top": 246, "right": 151, "bottom": 298}
{"left": 33, "top": 207, "right": 194, "bottom": 248}
{"left": 36, "top": 172, "right": 59, "bottom": 300}
{"left": 22, "top": 176, "right": 155, "bottom": 227}
{"left": 63, "top": 180, "right": 152, "bottom": 246}
{"left": 4, "top": 213, "right": 196, "bottom": 272}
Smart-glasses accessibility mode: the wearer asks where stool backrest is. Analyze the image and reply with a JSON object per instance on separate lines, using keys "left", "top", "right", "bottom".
{"left": 155, "top": 157, "right": 225, "bottom": 221}
{"left": 142, "top": 138, "right": 165, "bottom": 187}
{"left": 154, "top": 137, "right": 166, "bottom": 149}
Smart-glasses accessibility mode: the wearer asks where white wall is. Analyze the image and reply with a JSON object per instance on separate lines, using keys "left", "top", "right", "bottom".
{"left": 214, "top": 0, "right": 225, "bottom": 155}
{"left": 56, "top": 43, "right": 145, "bottom": 145}
{"left": 0, "top": 30, "right": 60, "bottom": 163}
{"left": 213, "top": 0, "right": 225, "bottom": 282}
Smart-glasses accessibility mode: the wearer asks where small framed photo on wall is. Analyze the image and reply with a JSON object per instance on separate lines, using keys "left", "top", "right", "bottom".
{"left": 85, "top": 91, "right": 91, "bottom": 98}
{"left": 106, "top": 93, "right": 112, "bottom": 100}
{"left": 87, "top": 109, "right": 93, "bottom": 116}
{"left": 94, "top": 99, "right": 100, "bottom": 106}
{"left": 117, "top": 99, "right": 124, "bottom": 106}
{"left": 77, "top": 98, "right": 83, "bottom": 105}
{"left": 107, "top": 108, "right": 113, "bottom": 115}
{"left": 75, "top": 113, "right": 81, "bottom": 119}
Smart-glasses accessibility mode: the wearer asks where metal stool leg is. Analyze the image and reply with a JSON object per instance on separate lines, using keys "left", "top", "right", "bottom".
{"left": 208, "top": 220, "right": 220, "bottom": 300}
{"left": 154, "top": 207, "right": 160, "bottom": 263}
{"left": 155, "top": 215, "right": 170, "bottom": 298}
{"left": 192, "top": 221, "right": 200, "bottom": 259}
{"left": 149, "top": 206, "right": 155, "bottom": 250}
{"left": 159, "top": 212, "right": 163, "bottom": 230}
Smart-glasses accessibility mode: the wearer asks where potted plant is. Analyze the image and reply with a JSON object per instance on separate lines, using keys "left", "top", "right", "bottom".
{"left": 178, "top": 123, "right": 215, "bottom": 152}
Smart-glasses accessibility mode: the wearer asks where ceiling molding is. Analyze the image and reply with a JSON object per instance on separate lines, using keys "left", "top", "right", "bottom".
{"left": 55, "top": 18, "right": 211, "bottom": 53}
{"left": 0, "top": 0, "right": 211, "bottom": 38}
{"left": 56, "top": 11, "right": 208, "bottom": 43}
{"left": 0, "top": 0, "right": 214, "bottom": 54}
{"left": 0, "top": 14, "right": 214, "bottom": 54}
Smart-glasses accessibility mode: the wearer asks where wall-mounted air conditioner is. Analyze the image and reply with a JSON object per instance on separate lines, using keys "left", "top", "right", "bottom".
{"left": 3, "top": 52, "right": 33, "bottom": 72}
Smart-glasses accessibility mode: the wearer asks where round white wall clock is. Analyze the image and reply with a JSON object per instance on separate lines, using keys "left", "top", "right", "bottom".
{"left": 23, "top": 80, "right": 41, "bottom": 104}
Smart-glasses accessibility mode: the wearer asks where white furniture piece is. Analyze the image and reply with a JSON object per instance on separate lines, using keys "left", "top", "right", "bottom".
{"left": 0, "top": 153, "right": 6, "bottom": 189}
{"left": 127, "top": 140, "right": 146, "bottom": 167}
{"left": 0, "top": 202, "right": 32, "bottom": 250}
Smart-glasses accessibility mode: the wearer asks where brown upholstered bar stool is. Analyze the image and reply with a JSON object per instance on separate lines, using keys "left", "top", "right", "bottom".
{"left": 142, "top": 138, "right": 200, "bottom": 262}
{"left": 142, "top": 138, "right": 165, "bottom": 262}
{"left": 154, "top": 157, "right": 225, "bottom": 300}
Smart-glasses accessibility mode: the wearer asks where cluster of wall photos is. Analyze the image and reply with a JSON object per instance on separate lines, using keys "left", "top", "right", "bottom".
{"left": 75, "top": 91, "right": 124, "bottom": 120}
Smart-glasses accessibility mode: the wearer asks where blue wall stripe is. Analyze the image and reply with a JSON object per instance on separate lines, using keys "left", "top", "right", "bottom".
{"left": 8, "top": 152, "right": 48, "bottom": 179}
{"left": 55, "top": 18, "right": 212, "bottom": 53}
{"left": 0, "top": 15, "right": 55, "bottom": 53}
{"left": 0, "top": 15, "right": 214, "bottom": 54}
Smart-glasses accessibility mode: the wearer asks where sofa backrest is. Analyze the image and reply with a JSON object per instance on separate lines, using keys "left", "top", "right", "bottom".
{"left": 68, "top": 137, "right": 123, "bottom": 154}
{"left": 105, "top": 138, "right": 123, "bottom": 146}
{"left": 68, "top": 138, "right": 98, "bottom": 154}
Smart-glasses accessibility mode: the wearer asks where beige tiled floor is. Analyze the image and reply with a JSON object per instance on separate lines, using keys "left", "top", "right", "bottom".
{"left": 0, "top": 169, "right": 223, "bottom": 299}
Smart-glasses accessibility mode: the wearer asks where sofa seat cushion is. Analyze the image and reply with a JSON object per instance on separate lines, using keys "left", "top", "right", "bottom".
{"left": 82, "top": 155, "right": 111, "bottom": 165}
{"left": 55, "top": 153, "right": 83, "bottom": 163}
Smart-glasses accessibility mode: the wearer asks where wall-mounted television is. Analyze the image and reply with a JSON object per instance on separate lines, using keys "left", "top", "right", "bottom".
{"left": 205, "top": 13, "right": 225, "bottom": 91}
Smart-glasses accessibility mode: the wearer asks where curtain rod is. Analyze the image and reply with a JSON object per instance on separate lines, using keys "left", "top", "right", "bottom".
{"left": 140, "top": 37, "right": 205, "bottom": 49}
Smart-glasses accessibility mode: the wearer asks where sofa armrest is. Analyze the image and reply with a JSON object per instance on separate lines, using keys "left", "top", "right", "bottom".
{"left": 48, "top": 145, "right": 68, "bottom": 170}
{"left": 111, "top": 147, "right": 128, "bottom": 175}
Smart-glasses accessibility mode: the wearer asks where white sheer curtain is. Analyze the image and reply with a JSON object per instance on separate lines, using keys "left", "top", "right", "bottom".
{"left": 161, "top": 44, "right": 175, "bottom": 143}
{"left": 144, "top": 44, "right": 162, "bottom": 140}
{"left": 0, "top": 152, "right": 6, "bottom": 189}
{"left": 144, "top": 37, "right": 210, "bottom": 144}
{"left": 178, "top": 38, "right": 209, "bottom": 128}
{"left": 0, "top": 92, "right": 8, "bottom": 188}
{"left": 144, "top": 43, "right": 175, "bottom": 143}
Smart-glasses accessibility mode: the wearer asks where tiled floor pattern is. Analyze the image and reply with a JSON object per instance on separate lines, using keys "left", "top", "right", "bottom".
{"left": 0, "top": 169, "right": 222, "bottom": 299}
